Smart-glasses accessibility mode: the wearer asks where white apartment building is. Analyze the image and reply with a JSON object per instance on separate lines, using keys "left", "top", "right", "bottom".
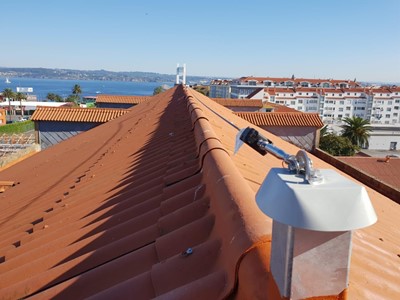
{"left": 229, "top": 76, "right": 358, "bottom": 99}
{"left": 211, "top": 76, "right": 400, "bottom": 125}
{"left": 370, "top": 87, "right": 400, "bottom": 125}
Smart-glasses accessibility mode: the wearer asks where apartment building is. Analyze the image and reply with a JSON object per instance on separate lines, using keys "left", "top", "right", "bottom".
{"left": 211, "top": 76, "right": 400, "bottom": 125}
{"left": 370, "top": 87, "right": 400, "bottom": 125}
{"left": 209, "top": 79, "right": 231, "bottom": 98}
{"left": 229, "top": 76, "right": 359, "bottom": 99}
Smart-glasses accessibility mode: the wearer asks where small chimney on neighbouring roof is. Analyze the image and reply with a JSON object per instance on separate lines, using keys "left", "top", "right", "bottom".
{"left": 235, "top": 127, "right": 377, "bottom": 299}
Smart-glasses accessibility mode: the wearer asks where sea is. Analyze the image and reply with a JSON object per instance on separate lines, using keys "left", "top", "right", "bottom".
{"left": 0, "top": 77, "right": 174, "bottom": 100}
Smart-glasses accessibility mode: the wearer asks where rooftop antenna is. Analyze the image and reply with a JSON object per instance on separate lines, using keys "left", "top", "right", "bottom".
{"left": 235, "top": 126, "right": 377, "bottom": 299}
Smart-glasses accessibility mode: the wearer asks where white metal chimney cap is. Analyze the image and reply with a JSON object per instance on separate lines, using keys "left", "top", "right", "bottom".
{"left": 256, "top": 168, "right": 377, "bottom": 231}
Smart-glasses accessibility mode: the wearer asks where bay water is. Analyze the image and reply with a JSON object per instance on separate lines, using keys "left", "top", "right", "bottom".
{"left": 0, "top": 77, "right": 174, "bottom": 100}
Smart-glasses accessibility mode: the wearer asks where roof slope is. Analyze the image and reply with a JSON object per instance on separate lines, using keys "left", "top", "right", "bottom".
{"left": 338, "top": 156, "right": 400, "bottom": 191}
{"left": 31, "top": 107, "right": 129, "bottom": 123}
{"left": 0, "top": 86, "right": 399, "bottom": 299}
{"left": 210, "top": 98, "right": 263, "bottom": 107}
{"left": 95, "top": 94, "right": 151, "bottom": 104}
{"left": 235, "top": 112, "right": 324, "bottom": 128}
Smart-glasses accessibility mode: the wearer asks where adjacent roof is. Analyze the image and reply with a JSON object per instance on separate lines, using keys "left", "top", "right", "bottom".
{"left": 210, "top": 98, "right": 262, "bottom": 107}
{"left": 0, "top": 86, "right": 399, "bottom": 299}
{"left": 234, "top": 112, "right": 324, "bottom": 128}
{"left": 95, "top": 94, "right": 151, "bottom": 104}
{"left": 338, "top": 156, "right": 400, "bottom": 192}
{"left": 31, "top": 107, "right": 129, "bottom": 123}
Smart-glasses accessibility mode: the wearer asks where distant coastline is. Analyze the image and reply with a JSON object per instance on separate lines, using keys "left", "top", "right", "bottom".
{"left": 0, "top": 67, "right": 215, "bottom": 84}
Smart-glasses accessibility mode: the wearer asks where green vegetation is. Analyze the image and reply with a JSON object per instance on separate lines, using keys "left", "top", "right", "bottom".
{"left": 46, "top": 93, "right": 64, "bottom": 102}
{"left": 319, "top": 117, "right": 372, "bottom": 156}
{"left": 63, "top": 84, "right": 82, "bottom": 106}
{"left": 341, "top": 116, "right": 371, "bottom": 148}
{"left": 319, "top": 133, "right": 359, "bottom": 156}
{"left": 192, "top": 85, "right": 209, "bottom": 96}
{"left": 153, "top": 85, "right": 166, "bottom": 95}
{"left": 0, "top": 121, "right": 34, "bottom": 134}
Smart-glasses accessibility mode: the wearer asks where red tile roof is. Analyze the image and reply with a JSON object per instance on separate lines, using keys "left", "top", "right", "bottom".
{"left": 210, "top": 98, "right": 263, "bottom": 107}
{"left": 95, "top": 94, "right": 151, "bottom": 104}
{"left": 31, "top": 107, "right": 129, "bottom": 123}
{"left": 0, "top": 86, "right": 399, "bottom": 299}
{"left": 234, "top": 112, "right": 324, "bottom": 128}
{"left": 337, "top": 156, "right": 400, "bottom": 191}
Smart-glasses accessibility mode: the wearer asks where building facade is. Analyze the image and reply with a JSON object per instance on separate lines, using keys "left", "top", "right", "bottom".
{"left": 219, "top": 77, "right": 400, "bottom": 126}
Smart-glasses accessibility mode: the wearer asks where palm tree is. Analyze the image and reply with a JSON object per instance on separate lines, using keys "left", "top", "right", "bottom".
{"left": 2, "top": 88, "right": 15, "bottom": 123}
{"left": 15, "top": 92, "right": 27, "bottom": 118}
{"left": 341, "top": 116, "right": 371, "bottom": 148}
{"left": 72, "top": 84, "right": 82, "bottom": 103}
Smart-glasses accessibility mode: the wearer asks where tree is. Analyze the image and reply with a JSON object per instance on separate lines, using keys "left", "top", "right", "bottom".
{"left": 319, "top": 133, "right": 359, "bottom": 156}
{"left": 72, "top": 84, "right": 82, "bottom": 102}
{"left": 2, "top": 88, "right": 15, "bottom": 123}
{"left": 153, "top": 86, "right": 165, "bottom": 95}
{"left": 46, "top": 93, "right": 64, "bottom": 102}
{"left": 15, "top": 92, "right": 27, "bottom": 117}
{"left": 65, "top": 95, "right": 79, "bottom": 106}
{"left": 341, "top": 116, "right": 371, "bottom": 148}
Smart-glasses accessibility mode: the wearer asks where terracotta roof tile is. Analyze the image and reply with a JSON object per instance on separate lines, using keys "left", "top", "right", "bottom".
{"left": 337, "top": 156, "right": 400, "bottom": 191}
{"left": 234, "top": 112, "right": 324, "bottom": 128}
{"left": 95, "top": 94, "right": 151, "bottom": 104}
{"left": 31, "top": 107, "right": 129, "bottom": 123}
{"left": 210, "top": 98, "right": 263, "bottom": 107}
{"left": 0, "top": 86, "right": 398, "bottom": 299}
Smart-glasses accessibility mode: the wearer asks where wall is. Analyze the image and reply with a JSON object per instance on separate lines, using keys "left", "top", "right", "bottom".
{"left": 0, "top": 109, "right": 6, "bottom": 125}
{"left": 37, "top": 121, "right": 101, "bottom": 150}
{"left": 261, "top": 126, "right": 318, "bottom": 151}
{"left": 368, "top": 133, "right": 400, "bottom": 150}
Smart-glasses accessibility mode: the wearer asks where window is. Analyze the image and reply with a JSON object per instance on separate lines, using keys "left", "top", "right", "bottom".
{"left": 394, "top": 113, "right": 398, "bottom": 117}
{"left": 298, "top": 99, "right": 303, "bottom": 103}
{"left": 339, "top": 101, "right": 345, "bottom": 105}
{"left": 297, "top": 106, "right": 302, "bottom": 110}
{"left": 339, "top": 108, "right": 344, "bottom": 112}
{"left": 395, "top": 100, "right": 400, "bottom": 103}
{"left": 346, "top": 107, "right": 351, "bottom": 110}
{"left": 290, "top": 94, "right": 294, "bottom": 97}
{"left": 347, "top": 93, "right": 350, "bottom": 95}
{"left": 299, "top": 93, "right": 302, "bottom": 95}
{"left": 338, "top": 114, "right": 343, "bottom": 118}
{"left": 291, "top": 101, "right": 296, "bottom": 105}
{"left": 388, "top": 101, "right": 393, "bottom": 105}
{"left": 395, "top": 106, "right": 399, "bottom": 110}
{"left": 387, "top": 108, "right": 392, "bottom": 111}
{"left": 386, "top": 114, "right": 391, "bottom": 118}
{"left": 248, "top": 80, "right": 257, "bottom": 86}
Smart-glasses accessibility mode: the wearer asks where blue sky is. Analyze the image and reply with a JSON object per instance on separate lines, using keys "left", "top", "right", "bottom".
{"left": 1, "top": 0, "right": 399, "bottom": 82}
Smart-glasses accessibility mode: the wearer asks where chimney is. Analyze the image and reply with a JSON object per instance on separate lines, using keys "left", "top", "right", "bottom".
{"left": 256, "top": 168, "right": 377, "bottom": 299}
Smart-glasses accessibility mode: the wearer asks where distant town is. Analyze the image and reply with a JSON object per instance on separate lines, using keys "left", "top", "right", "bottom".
{"left": 0, "top": 67, "right": 214, "bottom": 84}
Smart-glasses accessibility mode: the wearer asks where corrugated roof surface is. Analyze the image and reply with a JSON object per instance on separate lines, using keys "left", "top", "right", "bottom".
{"left": 95, "top": 94, "right": 151, "bottom": 104}
{"left": 210, "top": 98, "right": 263, "bottom": 107}
{"left": 234, "top": 112, "right": 324, "bottom": 128}
{"left": 0, "top": 86, "right": 399, "bottom": 299}
{"left": 338, "top": 156, "right": 400, "bottom": 191}
{"left": 31, "top": 107, "right": 129, "bottom": 123}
